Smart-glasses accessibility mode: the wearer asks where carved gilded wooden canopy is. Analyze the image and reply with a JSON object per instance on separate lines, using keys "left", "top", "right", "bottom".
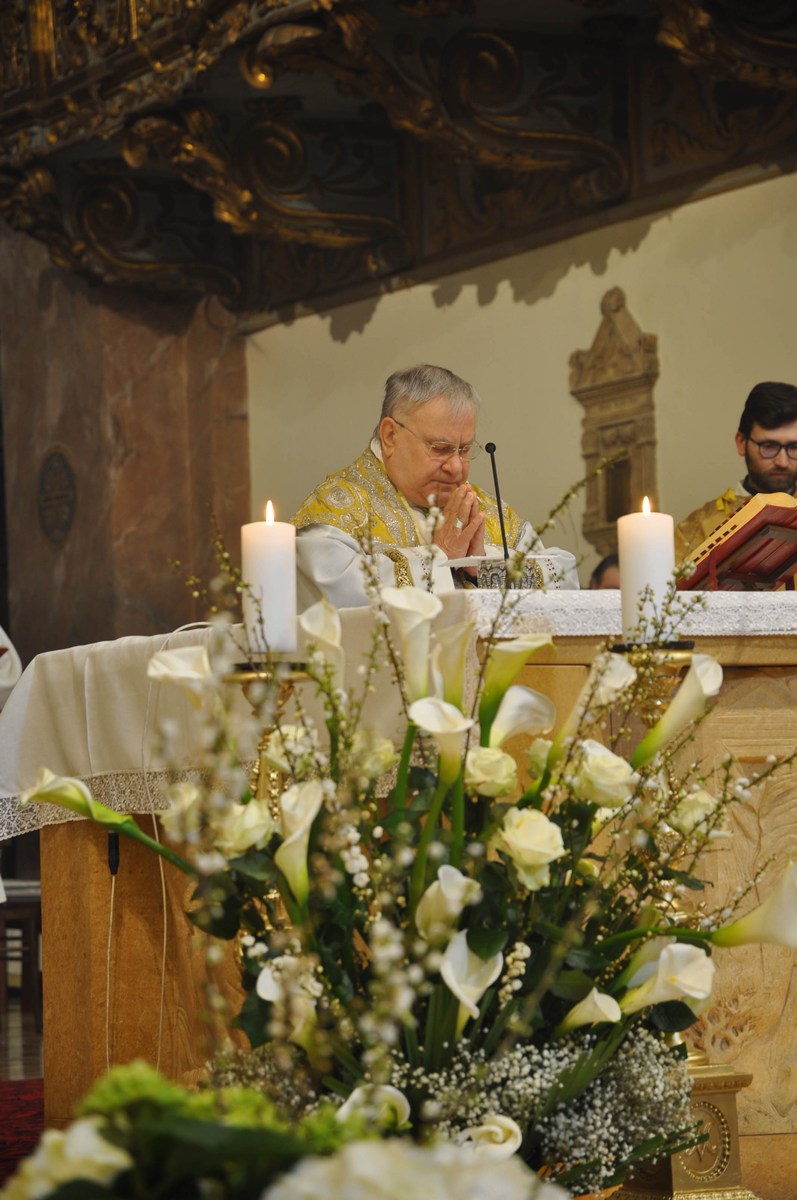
{"left": 1, "top": 0, "right": 796, "bottom": 316}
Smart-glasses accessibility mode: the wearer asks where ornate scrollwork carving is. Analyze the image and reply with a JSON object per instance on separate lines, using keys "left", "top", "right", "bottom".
{"left": 244, "top": 13, "right": 629, "bottom": 200}
{"left": 659, "top": 0, "right": 797, "bottom": 90}
{"left": 1, "top": 1, "right": 796, "bottom": 315}
{"left": 121, "top": 102, "right": 409, "bottom": 274}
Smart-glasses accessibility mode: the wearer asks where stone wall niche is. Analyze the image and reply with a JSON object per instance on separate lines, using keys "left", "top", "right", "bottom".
{"left": 570, "top": 288, "right": 660, "bottom": 558}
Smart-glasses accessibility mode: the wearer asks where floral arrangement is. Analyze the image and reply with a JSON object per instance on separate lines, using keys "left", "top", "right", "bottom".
{"left": 8, "top": 580, "right": 797, "bottom": 1200}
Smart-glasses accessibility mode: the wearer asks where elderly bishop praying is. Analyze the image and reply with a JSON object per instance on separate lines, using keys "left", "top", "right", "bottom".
{"left": 292, "top": 364, "right": 578, "bottom": 608}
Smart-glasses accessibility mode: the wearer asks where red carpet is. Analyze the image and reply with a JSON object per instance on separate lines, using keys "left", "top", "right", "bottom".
{"left": 0, "top": 1078, "right": 44, "bottom": 1184}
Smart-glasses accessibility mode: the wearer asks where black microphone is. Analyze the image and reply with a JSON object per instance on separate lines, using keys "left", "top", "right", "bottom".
{"left": 107, "top": 833, "right": 120, "bottom": 876}
{"left": 485, "top": 442, "right": 510, "bottom": 562}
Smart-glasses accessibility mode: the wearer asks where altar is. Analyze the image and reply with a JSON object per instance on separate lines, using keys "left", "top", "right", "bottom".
{"left": 1, "top": 590, "right": 796, "bottom": 1199}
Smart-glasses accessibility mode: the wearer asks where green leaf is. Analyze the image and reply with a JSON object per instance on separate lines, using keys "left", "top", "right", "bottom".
{"left": 550, "top": 969, "right": 596, "bottom": 1001}
{"left": 564, "top": 943, "right": 615, "bottom": 970}
{"left": 233, "top": 989, "right": 270, "bottom": 1049}
{"left": 228, "top": 851, "right": 279, "bottom": 883}
{"left": 466, "top": 927, "right": 508, "bottom": 960}
{"left": 649, "top": 1000, "right": 698, "bottom": 1033}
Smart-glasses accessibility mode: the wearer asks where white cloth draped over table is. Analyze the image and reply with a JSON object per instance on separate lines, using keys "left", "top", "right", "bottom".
{"left": 0, "top": 623, "right": 22, "bottom": 712}
{"left": 2, "top": 590, "right": 797, "bottom": 844}
{"left": 0, "top": 624, "right": 23, "bottom": 899}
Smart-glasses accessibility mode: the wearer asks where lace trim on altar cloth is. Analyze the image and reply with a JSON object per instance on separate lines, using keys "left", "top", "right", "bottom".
{"left": 466, "top": 589, "right": 797, "bottom": 639}
{"left": 0, "top": 763, "right": 258, "bottom": 842}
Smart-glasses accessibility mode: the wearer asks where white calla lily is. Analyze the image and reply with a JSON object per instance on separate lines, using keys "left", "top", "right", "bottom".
{"left": 19, "top": 767, "right": 111, "bottom": 822}
{"left": 631, "top": 654, "right": 723, "bottom": 768}
{"left": 337, "top": 1085, "right": 411, "bottom": 1130}
{"left": 382, "top": 586, "right": 443, "bottom": 702}
{"left": 408, "top": 697, "right": 474, "bottom": 785}
{"left": 431, "top": 620, "right": 475, "bottom": 709}
{"left": 440, "top": 929, "right": 503, "bottom": 1034}
{"left": 274, "top": 780, "right": 324, "bottom": 904}
{"left": 620, "top": 941, "right": 715, "bottom": 1014}
{"left": 711, "top": 860, "right": 797, "bottom": 949}
{"left": 555, "top": 652, "right": 636, "bottom": 749}
{"left": 256, "top": 955, "right": 320, "bottom": 1050}
{"left": 415, "top": 864, "right": 483, "bottom": 942}
{"left": 458, "top": 1113, "right": 523, "bottom": 1159}
{"left": 299, "top": 598, "right": 345, "bottom": 691}
{"left": 147, "top": 645, "right": 215, "bottom": 707}
{"left": 557, "top": 987, "right": 622, "bottom": 1033}
{"left": 479, "top": 636, "right": 553, "bottom": 737}
{"left": 489, "top": 685, "right": 556, "bottom": 749}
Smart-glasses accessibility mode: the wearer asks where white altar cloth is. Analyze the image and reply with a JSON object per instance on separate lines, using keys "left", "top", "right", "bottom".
{"left": 2, "top": 589, "right": 796, "bottom": 841}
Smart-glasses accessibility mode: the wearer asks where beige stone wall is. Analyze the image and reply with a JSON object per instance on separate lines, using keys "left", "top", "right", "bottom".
{"left": 247, "top": 169, "right": 797, "bottom": 586}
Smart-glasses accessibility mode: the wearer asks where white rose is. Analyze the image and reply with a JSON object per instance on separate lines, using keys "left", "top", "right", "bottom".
{"left": 415, "top": 865, "right": 483, "bottom": 942}
{"left": 573, "top": 739, "right": 637, "bottom": 808}
{"left": 212, "top": 797, "right": 275, "bottom": 857}
{"left": 492, "top": 806, "right": 565, "bottom": 891}
{"left": 457, "top": 1113, "right": 523, "bottom": 1159}
{"left": 669, "top": 788, "right": 721, "bottom": 838}
{"left": 352, "top": 729, "right": 398, "bottom": 782}
{"left": 464, "top": 746, "right": 517, "bottom": 798}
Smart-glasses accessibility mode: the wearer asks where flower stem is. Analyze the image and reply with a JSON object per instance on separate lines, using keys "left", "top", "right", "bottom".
{"left": 392, "top": 722, "right": 417, "bottom": 810}
{"left": 409, "top": 776, "right": 449, "bottom": 916}
{"left": 449, "top": 775, "right": 465, "bottom": 869}
{"left": 115, "top": 817, "right": 199, "bottom": 878}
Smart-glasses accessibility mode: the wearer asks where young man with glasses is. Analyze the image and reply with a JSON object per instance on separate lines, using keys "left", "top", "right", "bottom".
{"left": 675, "top": 381, "right": 797, "bottom": 563}
{"left": 293, "top": 364, "right": 577, "bottom": 607}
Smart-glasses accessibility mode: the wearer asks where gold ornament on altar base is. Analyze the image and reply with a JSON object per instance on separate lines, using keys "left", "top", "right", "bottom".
{"left": 611, "top": 645, "right": 762, "bottom": 1200}
{"left": 616, "top": 1058, "right": 760, "bottom": 1200}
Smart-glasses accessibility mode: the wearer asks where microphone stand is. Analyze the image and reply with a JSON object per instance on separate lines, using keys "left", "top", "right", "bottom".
{"left": 485, "top": 441, "right": 511, "bottom": 564}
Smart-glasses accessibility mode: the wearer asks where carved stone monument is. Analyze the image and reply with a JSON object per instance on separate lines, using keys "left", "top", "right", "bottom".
{"left": 570, "top": 288, "right": 660, "bottom": 558}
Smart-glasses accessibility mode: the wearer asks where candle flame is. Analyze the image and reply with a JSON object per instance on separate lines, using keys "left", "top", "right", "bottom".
{"left": 642, "top": 496, "right": 651, "bottom": 515}
{"left": 265, "top": 500, "right": 275, "bottom": 524}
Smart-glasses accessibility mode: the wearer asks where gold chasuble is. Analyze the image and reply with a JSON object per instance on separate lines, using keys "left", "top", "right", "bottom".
{"left": 293, "top": 446, "right": 525, "bottom": 556}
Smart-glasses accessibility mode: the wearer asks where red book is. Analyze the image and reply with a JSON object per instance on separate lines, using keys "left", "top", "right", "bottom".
{"left": 678, "top": 492, "right": 797, "bottom": 591}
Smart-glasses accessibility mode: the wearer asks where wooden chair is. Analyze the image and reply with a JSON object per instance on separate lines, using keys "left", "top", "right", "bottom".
{"left": 0, "top": 880, "right": 42, "bottom": 1032}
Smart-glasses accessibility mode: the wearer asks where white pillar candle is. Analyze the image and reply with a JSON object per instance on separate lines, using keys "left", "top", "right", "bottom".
{"left": 617, "top": 497, "right": 675, "bottom": 643}
{"left": 241, "top": 501, "right": 297, "bottom": 653}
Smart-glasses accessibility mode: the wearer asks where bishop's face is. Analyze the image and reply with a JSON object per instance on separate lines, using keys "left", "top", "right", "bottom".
{"left": 379, "top": 396, "right": 476, "bottom": 508}
{"left": 736, "top": 419, "right": 797, "bottom": 495}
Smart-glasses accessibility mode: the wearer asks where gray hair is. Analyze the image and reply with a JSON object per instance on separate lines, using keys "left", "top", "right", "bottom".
{"left": 374, "top": 364, "right": 481, "bottom": 439}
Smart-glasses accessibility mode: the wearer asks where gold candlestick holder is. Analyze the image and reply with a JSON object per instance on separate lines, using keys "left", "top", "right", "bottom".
{"left": 611, "top": 641, "right": 695, "bottom": 729}
{"left": 225, "top": 653, "right": 310, "bottom": 818}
